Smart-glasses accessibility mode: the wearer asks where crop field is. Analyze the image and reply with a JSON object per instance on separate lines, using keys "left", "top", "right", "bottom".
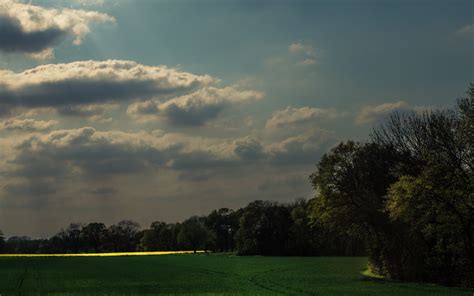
{"left": 0, "top": 254, "right": 472, "bottom": 295}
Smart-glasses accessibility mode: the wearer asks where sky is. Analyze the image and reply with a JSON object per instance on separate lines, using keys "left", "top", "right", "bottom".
{"left": 0, "top": 0, "right": 472, "bottom": 238}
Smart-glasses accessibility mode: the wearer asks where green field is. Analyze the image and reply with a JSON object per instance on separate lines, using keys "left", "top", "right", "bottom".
{"left": 0, "top": 254, "right": 472, "bottom": 295}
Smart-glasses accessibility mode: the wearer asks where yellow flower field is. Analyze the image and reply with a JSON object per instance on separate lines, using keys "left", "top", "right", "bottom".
{"left": 0, "top": 250, "right": 205, "bottom": 257}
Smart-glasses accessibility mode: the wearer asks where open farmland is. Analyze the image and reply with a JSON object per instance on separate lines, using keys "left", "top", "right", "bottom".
{"left": 0, "top": 254, "right": 471, "bottom": 295}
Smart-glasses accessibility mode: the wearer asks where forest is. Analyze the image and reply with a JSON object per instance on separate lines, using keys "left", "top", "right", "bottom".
{"left": 1, "top": 86, "right": 472, "bottom": 287}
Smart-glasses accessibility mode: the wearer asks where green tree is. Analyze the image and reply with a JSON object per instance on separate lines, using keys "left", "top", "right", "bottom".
{"left": 236, "top": 201, "right": 293, "bottom": 255}
{"left": 375, "top": 87, "right": 474, "bottom": 285}
{"left": 309, "top": 141, "right": 403, "bottom": 277}
{"left": 178, "top": 216, "right": 214, "bottom": 253}
{"left": 205, "top": 208, "right": 240, "bottom": 252}
{"left": 140, "top": 221, "right": 177, "bottom": 251}
{"left": 310, "top": 85, "right": 473, "bottom": 285}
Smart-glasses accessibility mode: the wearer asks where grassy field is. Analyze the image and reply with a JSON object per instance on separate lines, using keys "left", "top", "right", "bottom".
{"left": 0, "top": 254, "right": 472, "bottom": 295}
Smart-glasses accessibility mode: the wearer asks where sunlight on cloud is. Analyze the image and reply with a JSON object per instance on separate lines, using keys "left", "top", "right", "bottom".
{"left": 0, "top": 0, "right": 114, "bottom": 58}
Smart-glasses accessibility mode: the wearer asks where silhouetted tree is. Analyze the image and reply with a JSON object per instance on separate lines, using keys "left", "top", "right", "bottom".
{"left": 372, "top": 88, "right": 474, "bottom": 285}
{"left": 82, "top": 223, "right": 107, "bottom": 253}
{"left": 5, "top": 236, "right": 45, "bottom": 254}
{"left": 236, "top": 201, "right": 293, "bottom": 255}
{"left": 53, "top": 223, "right": 84, "bottom": 253}
{"left": 178, "top": 216, "right": 214, "bottom": 253}
{"left": 108, "top": 220, "right": 140, "bottom": 252}
{"left": 140, "top": 221, "right": 178, "bottom": 251}
{"left": 205, "top": 208, "right": 240, "bottom": 252}
{"left": 0, "top": 230, "right": 5, "bottom": 253}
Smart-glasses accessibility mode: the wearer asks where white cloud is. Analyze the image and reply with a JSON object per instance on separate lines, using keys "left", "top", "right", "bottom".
{"left": 355, "top": 101, "right": 408, "bottom": 125}
{"left": 0, "top": 118, "right": 58, "bottom": 132}
{"left": 0, "top": 60, "right": 214, "bottom": 114}
{"left": 457, "top": 24, "right": 474, "bottom": 36}
{"left": 289, "top": 41, "right": 318, "bottom": 66}
{"left": 266, "top": 106, "right": 343, "bottom": 128}
{"left": 289, "top": 42, "right": 315, "bottom": 56}
{"left": 74, "top": 0, "right": 106, "bottom": 6}
{"left": 268, "top": 128, "right": 336, "bottom": 164}
{"left": 127, "top": 86, "right": 264, "bottom": 125}
{"left": 0, "top": 0, "right": 114, "bottom": 57}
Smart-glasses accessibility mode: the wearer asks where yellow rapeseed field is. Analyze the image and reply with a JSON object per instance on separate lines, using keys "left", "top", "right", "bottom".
{"left": 0, "top": 250, "right": 205, "bottom": 257}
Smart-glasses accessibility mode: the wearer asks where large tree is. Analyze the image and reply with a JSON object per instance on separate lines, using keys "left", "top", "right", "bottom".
{"left": 140, "top": 221, "right": 178, "bottom": 251}
{"left": 205, "top": 208, "right": 240, "bottom": 252}
{"left": 81, "top": 223, "right": 108, "bottom": 253}
{"left": 236, "top": 201, "right": 293, "bottom": 255}
{"left": 376, "top": 87, "right": 474, "bottom": 285}
{"left": 310, "top": 85, "right": 474, "bottom": 285}
{"left": 108, "top": 220, "right": 141, "bottom": 252}
{"left": 178, "top": 216, "right": 214, "bottom": 253}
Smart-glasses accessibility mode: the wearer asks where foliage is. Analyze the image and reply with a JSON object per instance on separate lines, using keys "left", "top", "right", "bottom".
{"left": 310, "top": 85, "right": 474, "bottom": 286}
{"left": 236, "top": 200, "right": 292, "bottom": 255}
{"left": 204, "top": 208, "right": 240, "bottom": 252}
{"left": 178, "top": 216, "right": 214, "bottom": 253}
{"left": 81, "top": 223, "right": 107, "bottom": 253}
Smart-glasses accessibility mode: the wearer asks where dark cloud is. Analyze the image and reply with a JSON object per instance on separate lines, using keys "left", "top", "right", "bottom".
{"left": 167, "top": 151, "right": 235, "bottom": 170}
{"left": 177, "top": 170, "right": 215, "bottom": 182}
{"left": 90, "top": 187, "right": 117, "bottom": 196}
{"left": 0, "top": 1, "right": 114, "bottom": 58}
{"left": 0, "top": 60, "right": 212, "bottom": 115}
{"left": 9, "top": 128, "right": 167, "bottom": 179}
{"left": 0, "top": 79, "right": 193, "bottom": 108}
{"left": 3, "top": 181, "right": 57, "bottom": 196}
{"left": 268, "top": 130, "right": 336, "bottom": 165}
{"left": 127, "top": 87, "right": 263, "bottom": 126}
{"left": 0, "top": 15, "right": 66, "bottom": 54}
{"left": 2, "top": 180, "right": 57, "bottom": 209}
{"left": 162, "top": 102, "right": 225, "bottom": 126}
{"left": 234, "top": 138, "right": 265, "bottom": 161}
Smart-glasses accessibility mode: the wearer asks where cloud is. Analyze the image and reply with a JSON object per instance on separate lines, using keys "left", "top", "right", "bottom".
{"left": 3, "top": 181, "right": 57, "bottom": 196}
{"left": 457, "top": 24, "right": 474, "bottom": 36}
{"left": 166, "top": 151, "right": 235, "bottom": 170}
{"left": 0, "top": 60, "right": 213, "bottom": 115}
{"left": 127, "top": 86, "right": 264, "bottom": 126}
{"left": 57, "top": 103, "right": 119, "bottom": 122}
{"left": 355, "top": 101, "right": 408, "bottom": 125}
{"left": 268, "top": 128, "right": 336, "bottom": 165}
{"left": 9, "top": 127, "right": 167, "bottom": 178}
{"left": 90, "top": 187, "right": 116, "bottom": 196}
{"left": 7, "top": 127, "right": 239, "bottom": 181}
{"left": 74, "top": 0, "right": 106, "bottom": 6}
{"left": 2, "top": 180, "right": 57, "bottom": 208}
{"left": 233, "top": 137, "right": 265, "bottom": 161}
{"left": 0, "top": 0, "right": 114, "bottom": 58}
{"left": 5, "top": 124, "right": 335, "bottom": 184}
{"left": 266, "top": 106, "right": 343, "bottom": 128}
{"left": 288, "top": 41, "right": 318, "bottom": 65}
{"left": 0, "top": 118, "right": 58, "bottom": 132}
{"left": 0, "top": 15, "right": 65, "bottom": 57}
{"left": 0, "top": 123, "right": 337, "bottom": 217}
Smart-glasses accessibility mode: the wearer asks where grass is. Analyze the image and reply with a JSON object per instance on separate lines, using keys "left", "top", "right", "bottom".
{"left": 0, "top": 254, "right": 472, "bottom": 295}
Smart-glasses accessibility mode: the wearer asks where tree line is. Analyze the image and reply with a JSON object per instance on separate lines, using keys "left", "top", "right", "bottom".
{"left": 0, "top": 85, "right": 472, "bottom": 287}
{"left": 0, "top": 199, "right": 365, "bottom": 257}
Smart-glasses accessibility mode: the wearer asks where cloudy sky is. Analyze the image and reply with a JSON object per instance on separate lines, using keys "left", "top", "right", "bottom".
{"left": 0, "top": 0, "right": 472, "bottom": 237}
